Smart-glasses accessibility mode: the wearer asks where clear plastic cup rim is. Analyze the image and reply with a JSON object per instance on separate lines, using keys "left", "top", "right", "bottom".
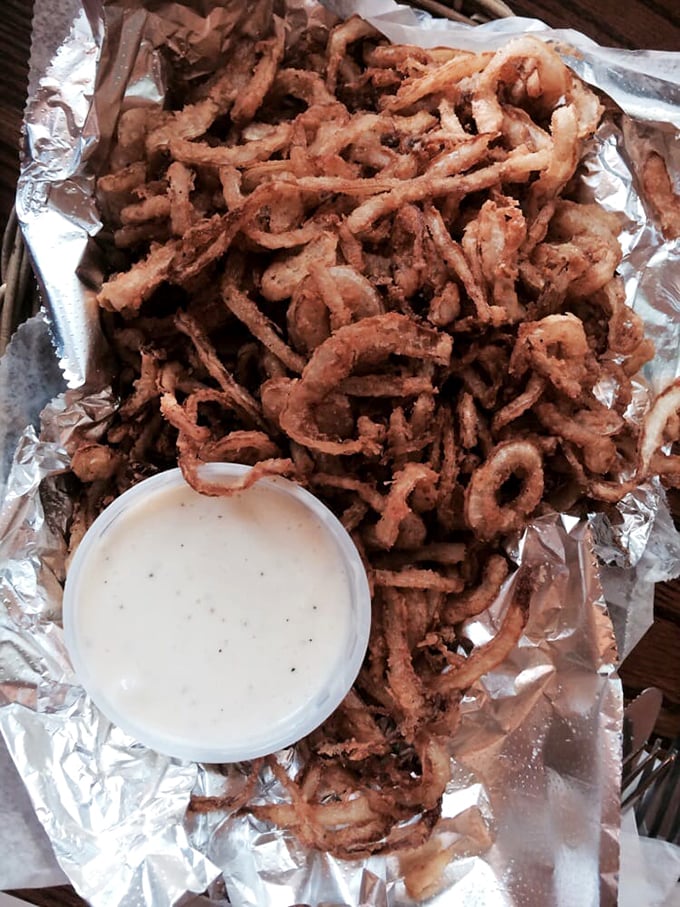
{"left": 63, "top": 464, "right": 372, "bottom": 763}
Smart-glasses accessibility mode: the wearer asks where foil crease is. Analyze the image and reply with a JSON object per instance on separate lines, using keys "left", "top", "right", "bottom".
{"left": 2, "top": 0, "right": 680, "bottom": 904}
{"left": 194, "top": 516, "right": 620, "bottom": 907}
{"left": 0, "top": 391, "right": 221, "bottom": 903}
{"left": 0, "top": 698, "right": 218, "bottom": 905}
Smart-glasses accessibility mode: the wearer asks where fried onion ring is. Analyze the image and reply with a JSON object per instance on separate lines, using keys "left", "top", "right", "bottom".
{"left": 464, "top": 440, "right": 544, "bottom": 540}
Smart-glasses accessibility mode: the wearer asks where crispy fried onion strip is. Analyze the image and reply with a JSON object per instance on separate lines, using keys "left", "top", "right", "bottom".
{"left": 347, "top": 148, "right": 550, "bottom": 235}
{"left": 375, "top": 569, "right": 464, "bottom": 594}
{"left": 638, "top": 378, "right": 680, "bottom": 481}
{"left": 430, "top": 569, "right": 534, "bottom": 693}
{"left": 509, "top": 313, "right": 590, "bottom": 399}
{"left": 470, "top": 36, "right": 571, "bottom": 133}
{"left": 373, "top": 464, "right": 439, "bottom": 549}
{"left": 179, "top": 434, "right": 296, "bottom": 497}
{"left": 222, "top": 278, "right": 306, "bottom": 374}
{"left": 175, "top": 309, "right": 265, "bottom": 427}
{"left": 492, "top": 374, "right": 546, "bottom": 433}
{"left": 280, "top": 313, "right": 452, "bottom": 455}
{"left": 443, "top": 554, "right": 509, "bottom": 623}
{"left": 249, "top": 749, "right": 443, "bottom": 858}
{"left": 160, "top": 387, "right": 294, "bottom": 495}
{"left": 640, "top": 150, "right": 680, "bottom": 240}
{"left": 383, "top": 587, "right": 429, "bottom": 739}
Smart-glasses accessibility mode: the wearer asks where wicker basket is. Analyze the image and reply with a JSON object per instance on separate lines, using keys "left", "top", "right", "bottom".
{"left": 0, "top": 0, "right": 513, "bottom": 357}
{"left": 0, "top": 206, "right": 41, "bottom": 355}
{"left": 408, "top": 0, "right": 513, "bottom": 24}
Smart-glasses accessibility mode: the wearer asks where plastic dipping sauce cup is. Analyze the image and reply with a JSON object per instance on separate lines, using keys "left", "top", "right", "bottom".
{"left": 63, "top": 464, "right": 371, "bottom": 763}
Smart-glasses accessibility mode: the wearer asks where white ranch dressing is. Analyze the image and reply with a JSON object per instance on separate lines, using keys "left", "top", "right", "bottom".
{"left": 67, "top": 476, "right": 358, "bottom": 759}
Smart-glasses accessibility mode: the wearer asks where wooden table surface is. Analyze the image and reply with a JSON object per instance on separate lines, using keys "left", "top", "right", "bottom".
{"left": 1, "top": 1, "right": 679, "bottom": 904}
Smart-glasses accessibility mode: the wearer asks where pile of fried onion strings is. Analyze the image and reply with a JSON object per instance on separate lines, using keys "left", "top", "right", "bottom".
{"left": 65, "top": 5, "right": 680, "bottom": 883}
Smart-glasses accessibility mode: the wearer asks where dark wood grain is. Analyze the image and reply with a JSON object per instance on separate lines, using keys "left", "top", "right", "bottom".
{"left": 1, "top": 0, "right": 679, "bottom": 904}
{"left": 620, "top": 487, "right": 680, "bottom": 740}
{"left": 511, "top": 0, "right": 680, "bottom": 50}
{"left": 8, "top": 889, "right": 88, "bottom": 907}
{"left": 0, "top": 0, "right": 33, "bottom": 231}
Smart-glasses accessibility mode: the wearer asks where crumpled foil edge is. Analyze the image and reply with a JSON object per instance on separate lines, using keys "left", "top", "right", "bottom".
{"left": 2, "top": 0, "right": 680, "bottom": 904}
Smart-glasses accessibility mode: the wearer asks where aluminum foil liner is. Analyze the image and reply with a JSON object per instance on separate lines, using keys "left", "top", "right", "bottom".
{"left": 2, "top": 0, "right": 680, "bottom": 904}
{"left": 196, "top": 514, "right": 621, "bottom": 907}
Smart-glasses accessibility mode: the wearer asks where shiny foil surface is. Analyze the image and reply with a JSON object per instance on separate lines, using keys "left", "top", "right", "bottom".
{"left": 2, "top": 1, "right": 680, "bottom": 904}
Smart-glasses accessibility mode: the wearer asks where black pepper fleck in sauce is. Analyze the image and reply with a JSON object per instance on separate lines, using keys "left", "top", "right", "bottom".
{"left": 77, "top": 479, "right": 355, "bottom": 754}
